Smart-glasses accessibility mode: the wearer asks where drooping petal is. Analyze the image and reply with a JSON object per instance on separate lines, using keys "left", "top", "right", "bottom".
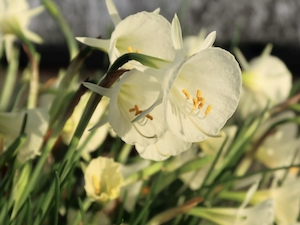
{"left": 135, "top": 130, "right": 191, "bottom": 161}
{"left": 76, "top": 38, "right": 110, "bottom": 53}
{"left": 164, "top": 48, "right": 241, "bottom": 142}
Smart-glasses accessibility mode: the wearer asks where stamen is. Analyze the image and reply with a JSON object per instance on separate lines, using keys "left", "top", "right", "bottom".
{"left": 193, "top": 98, "right": 198, "bottom": 107}
{"left": 197, "top": 90, "right": 202, "bottom": 100}
{"left": 129, "top": 107, "right": 136, "bottom": 112}
{"left": 182, "top": 89, "right": 191, "bottom": 100}
{"left": 129, "top": 104, "right": 154, "bottom": 121}
{"left": 136, "top": 49, "right": 141, "bottom": 53}
{"left": 127, "top": 46, "right": 133, "bottom": 53}
{"left": 205, "top": 105, "right": 212, "bottom": 115}
{"left": 92, "top": 175, "right": 101, "bottom": 195}
{"left": 146, "top": 114, "right": 153, "bottom": 120}
{"left": 198, "top": 101, "right": 204, "bottom": 109}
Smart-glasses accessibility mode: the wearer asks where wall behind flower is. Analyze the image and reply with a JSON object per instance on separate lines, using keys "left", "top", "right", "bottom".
{"left": 26, "top": 0, "right": 300, "bottom": 73}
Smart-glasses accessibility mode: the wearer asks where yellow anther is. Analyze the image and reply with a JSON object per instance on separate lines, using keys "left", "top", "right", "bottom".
{"left": 127, "top": 46, "right": 133, "bottom": 53}
{"left": 92, "top": 175, "right": 101, "bottom": 195}
{"left": 205, "top": 105, "right": 212, "bottom": 115}
{"left": 290, "top": 167, "right": 299, "bottom": 174}
{"left": 198, "top": 97, "right": 205, "bottom": 102}
{"left": 198, "top": 101, "right": 204, "bottom": 109}
{"left": 136, "top": 49, "right": 141, "bottom": 53}
{"left": 193, "top": 98, "right": 198, "bottom": 107}
{"left": 129, "top": 107, "right": 136, "bottom": 112}
{"left": 197, "top": 90, "right": 202, "bottom": 100}
{"left": 129, "top": 104, "right": 154, "bottom": 120}
{"left": 146, "top": 114, "right": 153, "bottom": 120}
{"left": 182, "top": 89, "right": 191, "bottom": 100}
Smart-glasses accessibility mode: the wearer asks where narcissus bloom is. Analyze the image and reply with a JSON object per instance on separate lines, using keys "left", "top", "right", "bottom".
{"left": 63, "top": 93, "right": 111, "bottom": 153}
{"left": 0, "top": 0, "right": 44, "bottom": 60}
{"left": 235, "top": 45, "right": 292, "bottom": 118}
{"left": 255, "top": 111, "right": 300, "bottom": 181}
{"left": 84, "top": 157, "right": 123, "bottom": 203}
{"left": 84, "top": 69, "right": 167, "bottom": 148}
{"left": 76, "top": 0, "right": 175, "bottom": 68}
{"left": 0, "top": 108, "right": 49, "bottom": 163}
{"left": 147, "top": 15, "right": 241, "bottom": 143}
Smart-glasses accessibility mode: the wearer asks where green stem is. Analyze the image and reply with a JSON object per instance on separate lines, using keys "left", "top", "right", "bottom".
{"left": 42, "top": 0, "right": 78, "bottom": 60}
{"left": 0, "top": 47, "right": 19, "bottom": 111}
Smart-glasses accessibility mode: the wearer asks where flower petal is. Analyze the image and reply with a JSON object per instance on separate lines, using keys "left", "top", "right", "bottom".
{"left": 76, "top": 38, "right": 110, "bottom": 53}
{"left": 136, "top": 130, "right": 191, "bottom": 161}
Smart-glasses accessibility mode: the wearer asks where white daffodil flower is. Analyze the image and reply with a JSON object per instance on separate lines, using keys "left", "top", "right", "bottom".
{"left": 235, "top": 45, "right": 292, "bottom": 118}
{"left": 255, "top": 111, "right": 300, "bottom": 181}
{"left": 84, "top": 157, "right": 123, "bottom": 203}
{"left": 83, "top": 69, "right": 167, "bottom": 148}
{"left": 0, "top": 108, "right": 49, "bottom": 163}
{"left": 145, "top": 15, "right": 241, "bottom": 143}
{"left": 189, "top": 182, "right": 274, "bottom": 225}
{"left": 63, "top": 93, "right": 110, "bottom": 153}
{"left": 0, "top": 0, "right": 44, "bottom": 60}
{"left": 249, "top": 178, "right": 300, "bottom": 225}
{"left": 76, "top": 0, "right": 175, "bottom": 68}
{"left": 120, "top": 160, "right": 150, "bottom": 212}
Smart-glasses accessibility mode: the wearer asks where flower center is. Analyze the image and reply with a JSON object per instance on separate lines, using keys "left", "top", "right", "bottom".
{"left": 127, "top": 46, "right": 141, "bottom": 53}
{"left": 129, "top": 104, "right": 153, "bottom": 120}
{"left": 92, "top": 175, "right": 101, "bottom": 195}
{"left": 182, "top": 89, "right": 212, "bottom": 115}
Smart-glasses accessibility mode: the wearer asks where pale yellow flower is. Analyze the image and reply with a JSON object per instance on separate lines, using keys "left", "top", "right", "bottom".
{"left": 84, "top": 157, "right": 123, "bottom": 203}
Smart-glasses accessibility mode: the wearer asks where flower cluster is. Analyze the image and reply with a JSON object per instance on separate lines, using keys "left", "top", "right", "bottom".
{"left": 1, "top": 0, "right": 300, "bottom": 224}
{"left": 78, "top": 0, "right": 242, "bottom": 161}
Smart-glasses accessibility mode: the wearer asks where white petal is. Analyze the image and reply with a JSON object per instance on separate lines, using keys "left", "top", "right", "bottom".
{"left": 76, "top": 38, "right": 110, "bottom": 53}
{"left": 171, "top": 14, "right": 184, "bottom": 57}
{"left": 110, "top": 12, "right": 174, "bottom": 62}
{"left": 199, "top": 31, "right": 216, "bottom": 51}
{"left": 82, "top": 82, "right": 114, "bottom": 97}
{"left": 136, "top": 130, "right": 191, "bottom": 161}
{"left": 105, "top": 0, "right": 121, "bottom": 26}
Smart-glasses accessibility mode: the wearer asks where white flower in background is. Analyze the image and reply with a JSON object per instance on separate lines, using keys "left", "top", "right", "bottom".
{"left": 120, "top": 160, "right": 150, "bottom": 212}
{"left": 0, "top": 108, "right": 49, "bottom": 163}
{"left": 83, "top": 69, "right": 167, "bottom": 148}
{"left": 183, "top": 29, "right": 207, "bottom": 57}
{"left": 76, "top": 0, "right": 175, "bottom": 68}
{"left": 249, "top": 178, "right": 300, "bottom": 225}
{"left": 0, "top": 0, "right": 44, "bottom": 60}
{"left": 63, "top": 93, "right": 111, "bottom": 153}
{"left": 84, "top": 157, "right": 123, "bottom": 203}
{"left": 148, "top": 15, "right": 241, "bottom": 143}
{"left": 189, "top": 182, "right": 274, "bottom": 225}
{"left": 255, "top": 111, "right": 300, "bottom": 181}
{"left": 221, "top": 178, "right": 300, "bottom": 225}
{"left": 175, "top": 126, "right": 237, "bottom": 190}
{"left": 235, "top": 44, "right": 292, "bottom": 118}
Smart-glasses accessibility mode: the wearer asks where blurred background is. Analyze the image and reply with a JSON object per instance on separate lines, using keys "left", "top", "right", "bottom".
{"left": 20, "top": 0, "right": 300, "bottom": 75}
